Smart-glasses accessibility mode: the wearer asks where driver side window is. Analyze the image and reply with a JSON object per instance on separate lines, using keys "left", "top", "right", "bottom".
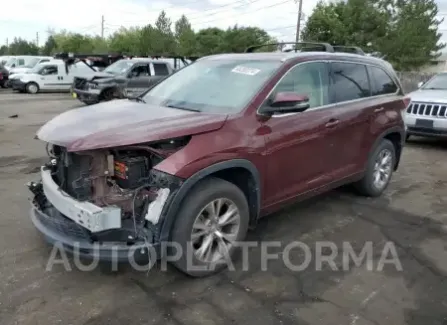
{"left": 41, "top": 66, "right": 58, "bottom": 75}
{"left": 272, "top": 62, "right": 330, "bottom": 109}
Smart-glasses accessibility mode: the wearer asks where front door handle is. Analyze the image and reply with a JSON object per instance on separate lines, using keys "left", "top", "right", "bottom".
{"left": 374, "top": 107, "right": 384, "bottom": 112}
{"left": 325, "top": 119, "right": 339, "bottom": 127}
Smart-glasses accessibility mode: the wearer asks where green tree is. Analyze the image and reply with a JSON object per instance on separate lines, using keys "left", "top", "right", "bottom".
{"left": 109, "top": 27, "right": 141, "bottom": 54}
{"left": 154, "top": 11, "right": 176, "bottom": 54}
{"left": 41, "top": 36, "right": 57, "bottom": 55}
{"left": 223, "top": 25, "right": 275, "bottom": 53}
{"left": 0, "top": 45, "right": 7, "bottom": 55}
{"left": 195, "top": 28, "right": 226, "bottom": 55}
{"left": 174, "top": 15, "right": 196, "bottom": 55}
{"left": 377, "top": 0, "right": 445, "bottom": 70}
{"left": 8, "top": 38, "right": 39, "bottom": 55}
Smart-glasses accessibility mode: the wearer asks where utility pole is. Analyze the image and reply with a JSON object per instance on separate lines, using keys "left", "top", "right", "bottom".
{"left": 296, "top": 0, "right": 303, "bottom": 43}
{"left": 36, "top": 32, "right": 39, "bottom": 47}
{"left": 6, "top": 38, "right": 8, "bottom": 54}
{"left": 101, "top": 15, "right": 105, "bottom": 39}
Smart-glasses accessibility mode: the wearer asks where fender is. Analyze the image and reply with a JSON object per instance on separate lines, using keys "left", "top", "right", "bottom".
{"left": 158, "top": 159, "right": 261, "bottom": 242}
{"left": 370, "top": 125, "right": 405, "bottom": 170}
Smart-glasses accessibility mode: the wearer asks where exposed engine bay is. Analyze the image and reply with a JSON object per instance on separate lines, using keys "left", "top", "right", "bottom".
{"left": 32, "top": 137, "right": 188, "bottom": 244}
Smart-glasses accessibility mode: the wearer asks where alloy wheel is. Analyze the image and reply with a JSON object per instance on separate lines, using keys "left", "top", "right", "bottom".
{"left": 372, "top": 148, "right": 393, "bottom": 190}
{"left": 191, "top": 198, "right": 241, "bottom": 263}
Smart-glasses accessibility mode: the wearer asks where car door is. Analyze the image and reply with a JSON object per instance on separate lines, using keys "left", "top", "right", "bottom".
{"left": 39, "top": 65, "right": 59, "bottom": 91}
{"left": 261, "top": 61, "right": 333, "bottom": 207}
{"left": 324, "top": 61, "right": 373, "bottom": 181}
{"left": 126, "top": 63, "right": 150, "bottom": 97}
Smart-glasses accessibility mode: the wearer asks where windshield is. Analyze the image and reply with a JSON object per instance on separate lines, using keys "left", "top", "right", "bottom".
{"left": 23, "top": 58, "right": 41, "bottom": 68}
{"left": 103, "top": 60, "right": 134, "bottom": 75}
{"left": 421, "top": 74, "right": 447, "bottom": 90}
{"left": 142, "top": 59, "right": 281, "bottom": 113}
{"left": 29, "top": 63, "right": 48, "bottom": 74}
{"left": 5, "top": 57, "right": 16, "bottom": 67}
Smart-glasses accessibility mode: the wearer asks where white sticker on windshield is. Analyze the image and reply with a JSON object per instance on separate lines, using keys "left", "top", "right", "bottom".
{"left": 231, "top": 66, "right": 260, "bottom": 76}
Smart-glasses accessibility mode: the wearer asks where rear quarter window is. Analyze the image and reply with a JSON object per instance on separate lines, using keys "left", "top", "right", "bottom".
{"left": 330, "top": 62, "right": 370, "bottom": 103}
{"left": 153, "top": 63, "right": 169, "bottom": 76}
{"left": 367, "top": 66, "right": 398, "bottom": 95}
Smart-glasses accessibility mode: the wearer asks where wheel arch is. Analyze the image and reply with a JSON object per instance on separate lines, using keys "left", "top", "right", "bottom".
{"left": 159, "top": 159, "right": 261, "bottom": 242}
{"left": 371, "top": 126, "right": 405, "bottom": 171}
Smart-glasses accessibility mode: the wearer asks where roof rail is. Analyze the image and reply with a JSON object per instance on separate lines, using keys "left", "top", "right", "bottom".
{"left": 245, "top": 42, "right": 335, "bottom": 53}
{"left": 333, "top": 46, "right": 365, "bottom": 55}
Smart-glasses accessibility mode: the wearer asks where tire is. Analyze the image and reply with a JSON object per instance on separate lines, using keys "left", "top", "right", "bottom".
{"left": 101, "top": 88, "right": 115, "bottom": 102}
{"left": 354, "top": 139, "right": 396, "bottom": 197}
{"left": 169, "top": 177, "right": 250, "bottom": 277}
{"left": 26, "top": 82, "right": 39, "bottom": 94}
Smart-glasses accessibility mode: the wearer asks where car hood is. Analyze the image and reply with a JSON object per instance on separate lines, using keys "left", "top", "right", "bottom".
{"left": 36, "top": 99, "right": 228, "bottom": 152}
{"left": 10, "top": 67, "right": 30, "bottom": 74}
{"left": 407, "top": 89, "right": 447, "bottom": 103}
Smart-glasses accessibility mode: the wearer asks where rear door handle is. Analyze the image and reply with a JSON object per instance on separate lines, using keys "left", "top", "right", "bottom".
{"left": 374, "top": 107, "right": 384, "bottom": 112}
{"left": 325, "top": 119, "right": 339, "bottom": 127}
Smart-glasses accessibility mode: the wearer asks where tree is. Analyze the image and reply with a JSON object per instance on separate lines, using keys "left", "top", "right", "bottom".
{"left": 154, "top": 11, "right": 176, "bottom": 54}
{"left": 0, "top": 45, "right": 7, "bottom": 55}
{"left": 8, "top": 38, "right": 39, "bottom": 55}
{"left": 174, "top": 15, "right": 196, "bottom": 56}
{"left": 377, "top": 0, "right": 445, "bottom": 70}
{"left": 42, "top": 36, "right": 57, "bottom": 55}
{"left": 302, "top": 0, "right": 445, "bottom": 70}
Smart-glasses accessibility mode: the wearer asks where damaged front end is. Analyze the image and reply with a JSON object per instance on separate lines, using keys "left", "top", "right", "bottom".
{"left": 28, "top": 138, "right": 187, "bottom": 262}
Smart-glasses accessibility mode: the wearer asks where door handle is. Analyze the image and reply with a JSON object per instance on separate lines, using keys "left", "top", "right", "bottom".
{"left": 374, "top": 107, "right": 384, "bottom": 112}
{"left": 325, "top": 119, "right": 339, "bottom": 127}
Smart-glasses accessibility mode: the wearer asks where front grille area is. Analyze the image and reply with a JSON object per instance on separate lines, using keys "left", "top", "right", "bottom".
{"left": 53, "top": 146, "right": 92, "bottom": 201}
{"left": 73, "top": 77, "right": 88, "bottom": 90}
{"left": 406, "top": 102, "right": 447, "bottom": 118}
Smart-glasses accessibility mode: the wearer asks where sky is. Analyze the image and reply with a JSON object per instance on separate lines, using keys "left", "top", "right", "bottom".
{"left": 0, "top": 0, "right": 446, "bottom": 48}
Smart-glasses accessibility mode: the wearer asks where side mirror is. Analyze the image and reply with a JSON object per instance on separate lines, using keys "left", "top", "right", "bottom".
{"left": 261, "top": 92, "right": 310, "bottom": 115}
{"left": 418, "top": 81, "right": 424, "bottom": 88}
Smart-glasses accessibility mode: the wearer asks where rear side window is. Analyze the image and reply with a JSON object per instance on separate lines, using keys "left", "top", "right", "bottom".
{"left": 153, "top": 63, "right": 169, "bottom": 75}
{"left": 330, "top": 62, "right": 370, "bottom": 103}
{"left": 368, "top": 66, "right": 398, "bottom": 95}
{"left": 18, "top": 58, "right": 25, "bottom": 65}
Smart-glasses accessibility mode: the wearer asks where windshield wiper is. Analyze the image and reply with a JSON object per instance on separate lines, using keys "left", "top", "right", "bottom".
{"left": 128, "top": 96, "right": 146, "bottom": 103}
{"left": 165, "top": 104, "right": 201, "bottom": 112}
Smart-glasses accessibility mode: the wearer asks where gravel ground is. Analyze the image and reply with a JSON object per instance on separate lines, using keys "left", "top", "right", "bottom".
{"left": 1, "top": 89, "right": 447, "bottom": 325}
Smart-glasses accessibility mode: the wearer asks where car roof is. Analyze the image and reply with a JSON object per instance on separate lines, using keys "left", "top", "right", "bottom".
{"left": 200, "top": 51, "right": 394, "bottom": 70}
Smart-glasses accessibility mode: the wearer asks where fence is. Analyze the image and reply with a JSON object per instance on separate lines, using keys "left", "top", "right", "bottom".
{"left": 397, "top": 71, "right": 436, "bottom": 94}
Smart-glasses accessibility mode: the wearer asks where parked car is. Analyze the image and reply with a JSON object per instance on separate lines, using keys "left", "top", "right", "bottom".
{"left": 71, "top": 57, "right": 192, "bottom": 105}
{"left": 10, "top": 60, "right": 96, "bottom": 94}
{"left": 2, "top": 55, "right": 48, "bottom": 72}
{"left": 28, "top": 42, "right": 407, "bottom": 277}
{"left": 404, "top": 72, "right": 447, "bottom": 139}
{"left": 8, "top": 56, "right": 53, "bottom": 77}
{"left": 0, "top": 64, "right": 9, "bottom": 88}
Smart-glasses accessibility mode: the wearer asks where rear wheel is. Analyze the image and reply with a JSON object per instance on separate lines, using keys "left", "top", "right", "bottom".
{"left": 170, "top": 177, "right": 250, "bottom": 277}
{"left": 26, "top": 82, "right": 39, "bottom": 94}
{"left": 354, "top": 139, "right": 396, "bottom": 197}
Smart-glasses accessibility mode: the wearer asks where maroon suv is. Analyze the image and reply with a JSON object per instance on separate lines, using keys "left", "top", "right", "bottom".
{"left": 28, "top": 43, "right": 407, "bottom": 276}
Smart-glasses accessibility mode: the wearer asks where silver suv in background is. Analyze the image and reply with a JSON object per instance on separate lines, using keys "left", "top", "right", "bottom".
{"left": 404, "top": 72, "right": 447, "bottom": 139}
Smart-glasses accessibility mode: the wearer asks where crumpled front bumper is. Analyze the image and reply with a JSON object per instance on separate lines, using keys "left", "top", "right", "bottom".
{"left": 27, "top": 167, "right": 181, "bottom": 263}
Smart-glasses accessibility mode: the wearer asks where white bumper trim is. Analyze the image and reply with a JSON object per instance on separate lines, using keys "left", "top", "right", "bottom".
{"left": 41, "top": 167, "right": 121, "bottom": 232}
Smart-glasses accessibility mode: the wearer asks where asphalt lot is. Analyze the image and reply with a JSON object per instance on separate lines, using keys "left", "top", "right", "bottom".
{"left": 1, "top": 88, "right": 447, "bottom": 325}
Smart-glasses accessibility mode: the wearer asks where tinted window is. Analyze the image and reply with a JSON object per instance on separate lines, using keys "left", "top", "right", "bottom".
{"left": 272, "top": 62, "right": 330, "bottom": 108}
{"left": 418, "top": 73, "right": 447, "bottom": 90}
{"left": 153, "top": 63, "right": 169, "bottom": 75}
{"left": 368, "top": 66, "right": 398, "bottom": 95}
{"left": 331, "top": 62, "right": 370, "bottom": 103}
{"left": 17, "top": 58, "right": 25, "bottom": 65}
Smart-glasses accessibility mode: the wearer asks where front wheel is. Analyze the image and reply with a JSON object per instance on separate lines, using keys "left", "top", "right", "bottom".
{"left": 26, "top": 82, "right": 39, "bottom": 94}
{"left": 354, "top": 139, "right": 396, "bottom": 197}
{"left": 170, "top": 177, "right": 250, "bottom": 277}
